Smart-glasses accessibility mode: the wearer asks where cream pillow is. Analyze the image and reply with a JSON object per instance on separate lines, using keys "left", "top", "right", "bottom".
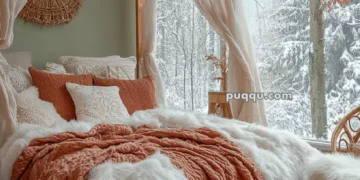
{"left": 57, "top": 55, "right": 136, "bottom": 79}
{"left": 7, "top": 66, "right": 32, "bottom": 93}
{"left": 44, "top": 62, "right": 67, "bottom": 74}
{"left": 2, "top": 51, "right": 32, "bottom": 70}
{"left": 66, "top": 83, "right": 129, "bottom": 121}
{"left": 16, "top": 86, "right": 64, "bottom": 127}
{"left": 0, "top": 61, "right": 32, "bottom": 93}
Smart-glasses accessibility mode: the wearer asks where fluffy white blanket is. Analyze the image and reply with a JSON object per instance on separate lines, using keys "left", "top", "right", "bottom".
{"left": 1, "top": 108, "right": 360, "bottom": 180}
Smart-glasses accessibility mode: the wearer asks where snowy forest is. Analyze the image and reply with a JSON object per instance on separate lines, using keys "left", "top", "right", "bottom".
{"left": 155, "top": 0, "right": 221, "bottom": 112}
{"left": 155, "top": 0, "right": 360, "bottom": 140}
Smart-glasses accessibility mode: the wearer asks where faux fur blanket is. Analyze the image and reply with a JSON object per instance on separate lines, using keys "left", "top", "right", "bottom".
{"left": 2, "top": 108, "right": 360, "bottom": 180}
{"left": 11, "top": 124, "right": 263, "bottom": 180}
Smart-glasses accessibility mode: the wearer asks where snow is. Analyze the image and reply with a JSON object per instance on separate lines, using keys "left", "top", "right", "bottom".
{"left": 155, "top": 0, "right": 360, "bottom": 140}
{"left": 251, "top": 0, "right": 359, "bottom": 140}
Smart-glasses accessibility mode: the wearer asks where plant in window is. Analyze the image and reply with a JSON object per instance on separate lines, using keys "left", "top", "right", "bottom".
{"left": 206, "top": 44, "right": 228, "bottom": 91}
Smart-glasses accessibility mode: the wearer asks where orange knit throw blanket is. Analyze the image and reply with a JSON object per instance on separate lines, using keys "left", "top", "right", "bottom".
{"left": 12, "top": 124, "right": 263, "bottom": 180}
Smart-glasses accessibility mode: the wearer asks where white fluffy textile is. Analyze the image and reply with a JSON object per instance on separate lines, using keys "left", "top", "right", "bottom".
{"left": 89, "top": 152, "right": 187, "bottom": 180}
{"left": 304, "top": 153, "right": 360, "bottom": 180}
{"left": 1, "top": 108, "right": 360, "bottom": 180}
{"left": 16, "top": 86, "right": 64, "bottom": 127}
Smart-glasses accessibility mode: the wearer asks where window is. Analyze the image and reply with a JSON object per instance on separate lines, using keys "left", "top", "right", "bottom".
{"left": 155, "top": 0, "right": 222, "bottom": 112}
{"left": 247, "top": 1, "right": 359, "bottom": 140}
{"left": 153, "top": 0, "right": 359, "bottom": 141}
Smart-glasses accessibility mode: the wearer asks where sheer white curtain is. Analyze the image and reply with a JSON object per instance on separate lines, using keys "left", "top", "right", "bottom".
{"left": 193, "top": 0, "right": 267, "bottom": 125}
{"left": 0, "top": 0, "right": 27, "bottom": 146}
{"left": 0, "top": 0, "right": 27, "bottom": 49}
{"left": 138, "top": 0, "right": 166, "bottom": 106}
{"left": 0, "top": 66, "right": 17, "bottom": 147}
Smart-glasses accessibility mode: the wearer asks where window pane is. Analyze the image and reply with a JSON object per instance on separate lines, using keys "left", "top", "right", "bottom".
{"left": 247, "top": 1, "right": 313, "bottom": 138}
{"left": 248, "top": 1, "right": 360, "bottom": 140}
{"left": 324, "top": 2, "right": 360, "bottom": 137}
{"left": 155, "top": 0, "right": 221, "bottom": 112}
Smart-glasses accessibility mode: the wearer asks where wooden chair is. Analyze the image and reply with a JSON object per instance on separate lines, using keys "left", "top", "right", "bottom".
{"left": 208, "top": 91, "right": 233, "bottom": 119}
{"left": 331, "top": 107, "right": 360, "bottom": 155}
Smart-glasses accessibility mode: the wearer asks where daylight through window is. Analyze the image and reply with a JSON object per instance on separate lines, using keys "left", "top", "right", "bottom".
{"left": 155, "top": 0, "right": 360, "bottom": 140}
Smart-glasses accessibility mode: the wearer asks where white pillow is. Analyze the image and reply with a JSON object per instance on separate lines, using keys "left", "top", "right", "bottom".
{"left": 66, "top": 83, "right": 129, "bottom": 121}
{"left": 7, "top": 66, "right": 32, "bottom": 93}
{"left": 108, "top": 64, "right": 136, "bottom": 79}
{"left": 44, "top": 62, "right": 67, "bottom": 74}
{"left": 16, "top": 86, "right": 64, "bottom": 127}
{"left": 56, "top": 55, "right": 136, "bottom": 79}
{"left": 57, "top": 55, "right": 122, "bottom": 65}
{"left": 2, "top": 51, "right": 32, "bottom": 70}
{"left": 0, "top": 62, "right": 32, "bottom": 93}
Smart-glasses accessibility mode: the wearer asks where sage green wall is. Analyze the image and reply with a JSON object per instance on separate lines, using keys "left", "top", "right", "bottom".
{"left": 6, "top": 0, "right": 136, "bottom": 69}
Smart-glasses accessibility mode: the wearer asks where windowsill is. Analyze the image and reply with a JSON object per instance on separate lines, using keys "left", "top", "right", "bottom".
{"left": 304, "top": 138, "right": 331, "bottom": 152}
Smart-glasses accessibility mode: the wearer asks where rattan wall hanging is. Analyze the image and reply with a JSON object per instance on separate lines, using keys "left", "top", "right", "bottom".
{"left": 18, "top": 0, "right": 85, "bottom": 26}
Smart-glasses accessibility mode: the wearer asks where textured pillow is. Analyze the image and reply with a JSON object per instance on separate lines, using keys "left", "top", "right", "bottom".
{"left": 2, "top": 51, "right": 32, "bottom": 70}
{"left": 74, "top": 64, "right": 108, "bottom": 77}
{"left": 107, "top": 64, "right": 136, "bottom": 80}
{"left": 0, "top": 61, "right": 32, "bottom": 93}
{"left": 44, "top": 62, "right": 67, "bottom": 74}
{"left": 57, "top": 55, "right": 121, "bottom": 65}
{"left": 28, "top": 67, "right": 93, "bottom": 121}
{"left": 66, "top": 83, "right": 129, "bottom": 121}
{"left": 16, "top": 86, "right": 64, "bottom": 127}
{"left": 94, "top": 76, "right": 157, "bottom": 115}
{"left": 57, "top": 55, "right": 136, "bottom": 79}
{"left": 7, "top": 66, "right": 32, "bottom": 93}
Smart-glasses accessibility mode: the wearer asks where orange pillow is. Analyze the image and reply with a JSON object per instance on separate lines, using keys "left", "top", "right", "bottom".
{"left": 28, "top": 67, "right": 93, "bottom": 121}
{"left": 94, "top": 76, "right": 157, "bottom": 115}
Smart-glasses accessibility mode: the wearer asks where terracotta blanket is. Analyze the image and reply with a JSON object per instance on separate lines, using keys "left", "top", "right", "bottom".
{"left": 12, "top": 124, "right": 263, "bottom": 180}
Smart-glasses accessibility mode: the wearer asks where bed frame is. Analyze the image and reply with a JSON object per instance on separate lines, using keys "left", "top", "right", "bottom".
{"left": 135, "top": 0, "right": 142, "bottom": 79}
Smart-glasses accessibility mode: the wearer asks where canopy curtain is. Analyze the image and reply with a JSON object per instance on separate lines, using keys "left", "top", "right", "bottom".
{"left": 193, "top": 0, "right": 267, "bottom": 125}
{"left": 0, "top": 0, "right": 28, "bottom": 49}
{"left": 0, "top": 67, "right": 17, "bottom": 146}
{"left": 0, "top": 0, "right": 27, "bottom": 146}
{"left": 138, "top": 0, "right": 166, "bottom": 106}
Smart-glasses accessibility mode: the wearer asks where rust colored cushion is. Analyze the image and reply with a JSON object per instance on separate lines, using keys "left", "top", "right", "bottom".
{"left": 94, "top": 76, "right": 157, "bottom": 115}
{"left": 28, "top": 67, "right": 93, "bottom": 121}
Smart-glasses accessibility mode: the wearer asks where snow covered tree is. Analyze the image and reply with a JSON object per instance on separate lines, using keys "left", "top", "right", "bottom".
{"left": 255, "top": 0, "right": 360, "bottom": 139}
{"left": 310, "top": 0, "right": 327, "bottom": 139}
{"left": 254, "top": 0, "right": 313, "bottom": 137}
{"left": 324, "top": 0, "right": 360, "bottom": 133}
{"left": 155, "top": 0, "right": 221, "bottom": 112}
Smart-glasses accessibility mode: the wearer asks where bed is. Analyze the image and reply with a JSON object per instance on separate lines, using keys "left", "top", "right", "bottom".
{"left": 0, "top": 54, "right": 360, "bottom": 180}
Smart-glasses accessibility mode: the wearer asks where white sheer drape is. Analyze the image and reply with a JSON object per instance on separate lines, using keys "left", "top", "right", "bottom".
{"left": 0, "top": 0, "right": 27, "bottom": 146}
{"left": 0, "top": 0, "right": 27, "bottom": 49}
{"left": 193, "top": 0, "right": 267, "bottom": 125}
{"left": 0, "top": 66, "right": 17, "bottom": 147}
{"left": 138, "top": 0, "right": 166, "bottom": 106}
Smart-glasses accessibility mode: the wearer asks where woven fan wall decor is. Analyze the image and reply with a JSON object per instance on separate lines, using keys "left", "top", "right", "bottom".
{"left": 19, "top": 0, "right": 85, "bottom": 26}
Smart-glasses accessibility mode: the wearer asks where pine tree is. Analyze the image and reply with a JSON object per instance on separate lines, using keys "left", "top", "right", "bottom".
{"left": 257, "top": 0, "right": 360, "bottom": 139}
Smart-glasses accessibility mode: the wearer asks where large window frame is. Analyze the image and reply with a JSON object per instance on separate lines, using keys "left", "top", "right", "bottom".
{"left": 135, "top": 0, "right": 354, "bottom": 151}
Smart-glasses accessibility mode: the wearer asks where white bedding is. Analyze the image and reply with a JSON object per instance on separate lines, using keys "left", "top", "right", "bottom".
{"left": 1, "top": 108, "right": 360, "bottom": 180}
